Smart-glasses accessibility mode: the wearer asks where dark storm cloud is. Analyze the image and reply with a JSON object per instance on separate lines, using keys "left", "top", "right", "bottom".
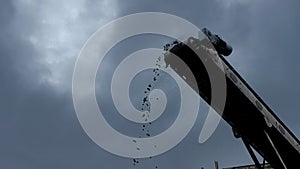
{"left": 0, "top": 0, "right": 121, "bottom": 168}
{"left": 1, "top": 0, "right": 300, "bottom": 169}
{"left": 0, "top": 0, "right": 51, "bottom": 127}
{"left": 0, "top": 1, "right": 79, "bottom": 167}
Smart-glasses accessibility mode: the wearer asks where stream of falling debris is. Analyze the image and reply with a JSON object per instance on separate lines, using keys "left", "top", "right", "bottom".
{"left": 131, "top": 51, "right": 166, "bottom": 169}
{"left": 131, "top": 42, "right": 176, "bottom": 168}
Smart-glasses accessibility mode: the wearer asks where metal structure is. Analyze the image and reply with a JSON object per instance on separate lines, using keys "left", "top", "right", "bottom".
{"left": 163, "top": 29, "right": 300, "bottom": 169}
{"left": 223, "top": 163, "right": 273, "bottom": 169}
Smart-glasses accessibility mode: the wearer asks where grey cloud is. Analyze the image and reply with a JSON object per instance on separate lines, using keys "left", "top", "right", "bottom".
{"left": 1, "top": 0, "right": 300, "bottom": 169}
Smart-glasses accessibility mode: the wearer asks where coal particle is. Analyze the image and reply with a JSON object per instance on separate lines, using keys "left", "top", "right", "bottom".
{"left": 132, "top": 158, "right": 141, "bottom": 166}
{"left": 146, "top": 133, "right": 150, "bottom": 137}
{"left": 148, "top": 84, "right": 152, "bottom": 87}
{"left": 142, "top": 125, "right": 145, "bottom": 128}
{"left": 143, "top": 97, "right": 147, "bottom": 102}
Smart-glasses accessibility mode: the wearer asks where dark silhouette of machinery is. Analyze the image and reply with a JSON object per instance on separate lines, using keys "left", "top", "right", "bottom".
{"left": 164, "top": 28, "right": 300, "bottom": 169}
{"left": 201, "top": 28, "right": 232, "bottom": 56}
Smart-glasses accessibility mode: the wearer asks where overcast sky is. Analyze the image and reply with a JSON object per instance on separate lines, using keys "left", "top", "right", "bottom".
{"left": 1, "top": 0, "right": 300, "bottom": 169}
